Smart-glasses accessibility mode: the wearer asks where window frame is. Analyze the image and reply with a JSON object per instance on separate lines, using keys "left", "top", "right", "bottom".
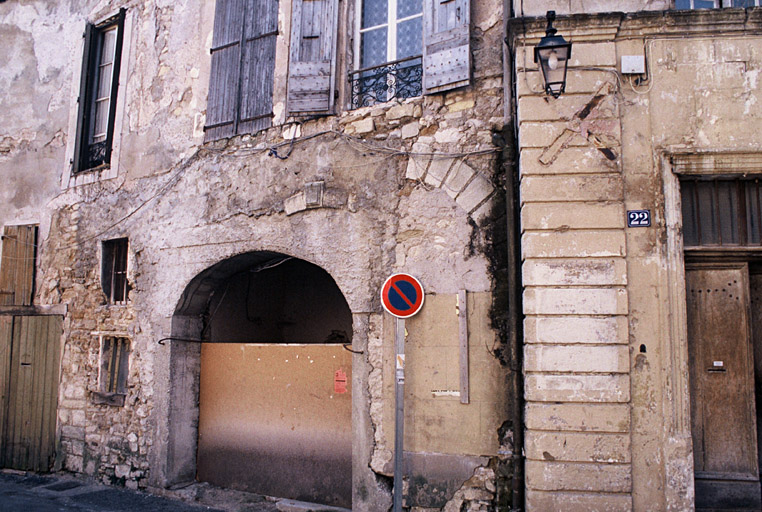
{"left": 355, "top": 0, "right": 424, "bottom": 68}
{"left": 350, "top": 0, "right": 423, "bottom": 108}
{"left": 72, "top": 9, "right": 125, "bottom": 175}
{"left": 93, "top": 335, "right": 130, "bottom": 407}
{"left": 102, "top": 238, "right": 129, "bottom": 305}
{"left": 680, "top": 176, "right": 762, "bottom": 248}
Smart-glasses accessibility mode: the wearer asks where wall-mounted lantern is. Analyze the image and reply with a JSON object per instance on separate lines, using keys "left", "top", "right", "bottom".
{"left": 534, "top": 11, "right": 572, "bottom": 97}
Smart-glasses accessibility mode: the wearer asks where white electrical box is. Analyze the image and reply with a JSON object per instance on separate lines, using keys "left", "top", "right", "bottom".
{"left": 621, "top": 55, "right": 646, "bottom": 74}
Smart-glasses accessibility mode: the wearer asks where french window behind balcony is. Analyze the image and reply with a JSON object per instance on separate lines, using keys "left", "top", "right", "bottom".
{"left": 351, "top": 0, "right": 423, "bottom": 108}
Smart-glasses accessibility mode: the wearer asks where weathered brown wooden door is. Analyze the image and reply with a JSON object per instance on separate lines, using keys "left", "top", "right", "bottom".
{"left": 0, "top": 315, "right": 62, "bottom": 471}
{"left": 686, "top": 264, "right": 762, "bottom": 509}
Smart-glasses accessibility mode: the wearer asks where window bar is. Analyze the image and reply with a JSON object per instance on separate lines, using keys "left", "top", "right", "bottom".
{"left": 110, "top": 245, "right": 118, "bottom": 303}
{"left": 738, "top": 180, "right": 748, "bottom": 245}
{"left": 113, "top": 339, "right": 123, "bottom": 393}
{"left": 232, "top": 0, "right": 250, "bottom": 137}
{"left": 104, "top": 338, "right": 114, "bottom": 393}
{"left": 713, "top": 179, "right": 722, "bottom": 245}
{"left": 693, "top": 179, "right": 703, "bottom": 246}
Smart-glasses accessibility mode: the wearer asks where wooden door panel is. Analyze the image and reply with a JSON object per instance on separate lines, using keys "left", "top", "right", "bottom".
{"left": 686, "top": 265, "right": 758, "bottom": 477}
{"left": 1, "top": 315, "right": 62, "bottom": 471}
{"left": 0, "top": 316, "right": 11, "bottom": 466}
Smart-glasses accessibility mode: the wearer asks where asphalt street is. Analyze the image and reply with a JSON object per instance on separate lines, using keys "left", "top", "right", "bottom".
{"left": 0, "top": 471, "right": 350, "bottom": 512}
{"left": 0, "top": 471, "right": 224, "bottom": 512}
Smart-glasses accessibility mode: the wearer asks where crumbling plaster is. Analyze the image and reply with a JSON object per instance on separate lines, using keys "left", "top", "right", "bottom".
{"left": 0, "top": 3, "right": 78, "bottom": 223}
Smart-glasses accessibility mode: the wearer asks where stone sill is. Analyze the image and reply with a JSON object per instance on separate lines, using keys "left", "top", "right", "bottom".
{"left": 91, "top": 391, "right": 126, "bottom": 407}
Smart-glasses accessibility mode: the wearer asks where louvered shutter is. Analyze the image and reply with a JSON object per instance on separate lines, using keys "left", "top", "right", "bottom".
{"left": 238, "top": 0, "right": 279, "bottom": 134}
{"left": 422, "top": 0, "right": 471, "bottom": 94}
{"left": 0, "top": 225, "right": 37, "bottom": 306}
{"left": 205, "top": 0, "right": 245, "bottom": 141}
{"left": 286, "top": 0, "right": 339, "bottom": 115}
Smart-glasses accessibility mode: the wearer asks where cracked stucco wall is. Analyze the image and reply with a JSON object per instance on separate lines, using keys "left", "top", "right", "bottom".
{"left": 0, "top": 3, "right": 76, "bottom": 224}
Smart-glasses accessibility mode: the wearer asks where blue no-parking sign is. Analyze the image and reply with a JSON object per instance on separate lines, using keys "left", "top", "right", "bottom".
{"left": 381, "top": 273, "right": 425, "bottom": 318}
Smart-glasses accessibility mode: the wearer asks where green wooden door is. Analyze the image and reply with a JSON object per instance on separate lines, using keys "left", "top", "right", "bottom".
{"left": 0, "top": 315, "right": 62, "bottom": 471}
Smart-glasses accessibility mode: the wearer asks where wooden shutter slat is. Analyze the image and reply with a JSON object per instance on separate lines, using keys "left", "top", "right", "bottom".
{"left": 212, "top": 0, "right": 245, "bottom": 47}
{"left": 239, "top": 0, "right": 277, "bottom": 133}
{"left": 205, "top": 44, "right": 241, "bottom": 141}
{"left": 287, "top": 0, "right": 338, "bottom": 115}
{"left": 423, "top": 0, "right": 470, "bottom": 94}
{"left": 205, "top": 0, "right": 245, "bottom": 141}
{"left": 0, "top": 226, "right": 18, "bottom": 306}
{"left": 18, "top": 226, "right": 36, "bottom": 306}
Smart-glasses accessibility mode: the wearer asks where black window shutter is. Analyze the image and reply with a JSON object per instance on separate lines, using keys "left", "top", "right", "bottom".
{"left": 423, "top": 0, "right": 471, "bottom": 94}
{"left": 72, "top": 23, "right": 95, "bottom": 174}
{"left": 238, "top": 0, "right": 278, "bottom": 134}
{"left": 205, "top": 0, "right": 246, "bottom": 141}
{"left": 286, "top": 0, "right": 339, "bottom": 115}
{"left": 104, "top": 8, "right": 126, "bottom": 165}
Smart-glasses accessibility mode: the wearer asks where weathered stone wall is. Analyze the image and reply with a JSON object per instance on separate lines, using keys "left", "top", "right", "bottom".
{"left": 1, "top": 0, "right": 513, "bottom": 510}
{"left": 512, "top": 8, "right": 762, "bottom": 512}
{"left": 512, "top": 0, "right": 671, "bottom": 17}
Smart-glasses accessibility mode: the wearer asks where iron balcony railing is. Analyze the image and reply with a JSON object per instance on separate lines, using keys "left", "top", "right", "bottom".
{"left": 349, "top": 55, "right": 422, "bottom": 109}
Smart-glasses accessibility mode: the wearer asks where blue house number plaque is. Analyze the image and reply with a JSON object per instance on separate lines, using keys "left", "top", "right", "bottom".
{"left": 627, "top": 210, "right": 651, "bottom": 227}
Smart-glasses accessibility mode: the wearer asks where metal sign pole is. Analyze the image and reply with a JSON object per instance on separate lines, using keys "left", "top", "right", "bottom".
{"left": 393, "top": 316, "right": 405, "bottom": 512}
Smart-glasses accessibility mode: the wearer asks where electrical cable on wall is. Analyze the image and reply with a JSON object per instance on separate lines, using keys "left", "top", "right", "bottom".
{"left": 51, "top": 124, "right": 499, "bottom": 252}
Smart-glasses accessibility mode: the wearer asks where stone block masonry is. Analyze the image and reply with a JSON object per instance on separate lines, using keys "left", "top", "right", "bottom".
{"left": 516, "top": 27, "right": 632, "bottom": 511}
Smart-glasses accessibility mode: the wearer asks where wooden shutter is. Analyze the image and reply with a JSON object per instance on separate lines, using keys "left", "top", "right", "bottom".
{"left": 72, "top": 23, "right": 95, "bottom": 174}
{"left": 103, "top": 9, "right": 126, "bottom": 165}
{"left": 286, "top": 0, "right": 339, "bottom": 115}
{"left": 205, "top": 0, "right": 246, "bottom": 141}
{"left": 238, "top": 0, "right": 278, "bottom": 134}
{"left": 422, "top": 0, "right": 471, "bottom": 94}
{"left": 0, "top": 226, "right": 37, "bottom": 306}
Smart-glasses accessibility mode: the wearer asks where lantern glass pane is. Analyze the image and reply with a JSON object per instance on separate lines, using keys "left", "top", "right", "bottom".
{"left": 537, "top": 45, "right": 569, "bottom": 95}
